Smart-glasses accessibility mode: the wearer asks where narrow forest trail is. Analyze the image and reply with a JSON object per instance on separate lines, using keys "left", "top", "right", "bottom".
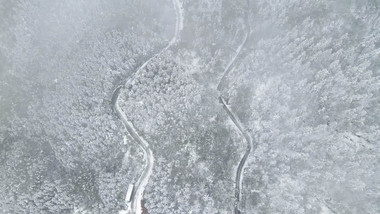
{"left": 112, "top": 0, "right": 183, "bottom": 213}
{"left": 216, "top": 1, "right": 252, "bottom": 213}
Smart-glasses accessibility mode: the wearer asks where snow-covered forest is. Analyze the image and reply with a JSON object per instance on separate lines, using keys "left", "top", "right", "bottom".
{"left": 0, "top": 0, "right": 379, "bottom": 213}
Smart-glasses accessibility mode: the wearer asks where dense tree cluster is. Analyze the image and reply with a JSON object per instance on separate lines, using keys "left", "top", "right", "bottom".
{"left": 143, "top": 122, "right": 243, "bottom": 214}
{"left": 222, "top": 1, "right": 380, "bottom": 213}
{"left": 118, "top": 50, "right": 237, "bottom": 212}
{"left": 1, "top": 0, "right": 379, "bottom": 213}
{"left": 120, "top": 52, "right": 201, "bottom": 137}
{"left": 0, "top": 0, "right": 173, "bottom": 212}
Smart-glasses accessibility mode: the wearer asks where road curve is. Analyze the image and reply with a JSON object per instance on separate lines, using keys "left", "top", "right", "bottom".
{"left": 113, "top": 87, "right": 154, "bottom": 214}
{"left": 219, "top": 97, "right": 252, "bottom": 214}
{"left": 217, "top": 0, "right": 251, "bottom": 91}
{"left": 216, "top": 0, "right": 251, "bottom": 213}
{"left": 112, "top": 0, "right": 183, "bottom": 213}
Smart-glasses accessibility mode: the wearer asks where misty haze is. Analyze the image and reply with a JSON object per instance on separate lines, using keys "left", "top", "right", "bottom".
{"left": 0, "top": 0, "right": 379, "bottom": 213}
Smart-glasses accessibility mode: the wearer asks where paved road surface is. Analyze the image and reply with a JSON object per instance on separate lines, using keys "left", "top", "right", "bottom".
{"left": 112, "top": 0, "right": 183, "bottom": 213}
{"left": 216, "top": 0, "right": 252, "bottom": 213}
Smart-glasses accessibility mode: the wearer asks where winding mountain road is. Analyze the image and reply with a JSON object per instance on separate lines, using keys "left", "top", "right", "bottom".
{"left": 112, "top": 0, "right": 183, "bottom": 213}
{"left": 219, "top": 96, "right": 252, "bottom": 214}
{"left": 217, "top": 0, "right": 250, "bottom": 91}
{"left": 216, "top": 0, "right": 252, "bottom": 213}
